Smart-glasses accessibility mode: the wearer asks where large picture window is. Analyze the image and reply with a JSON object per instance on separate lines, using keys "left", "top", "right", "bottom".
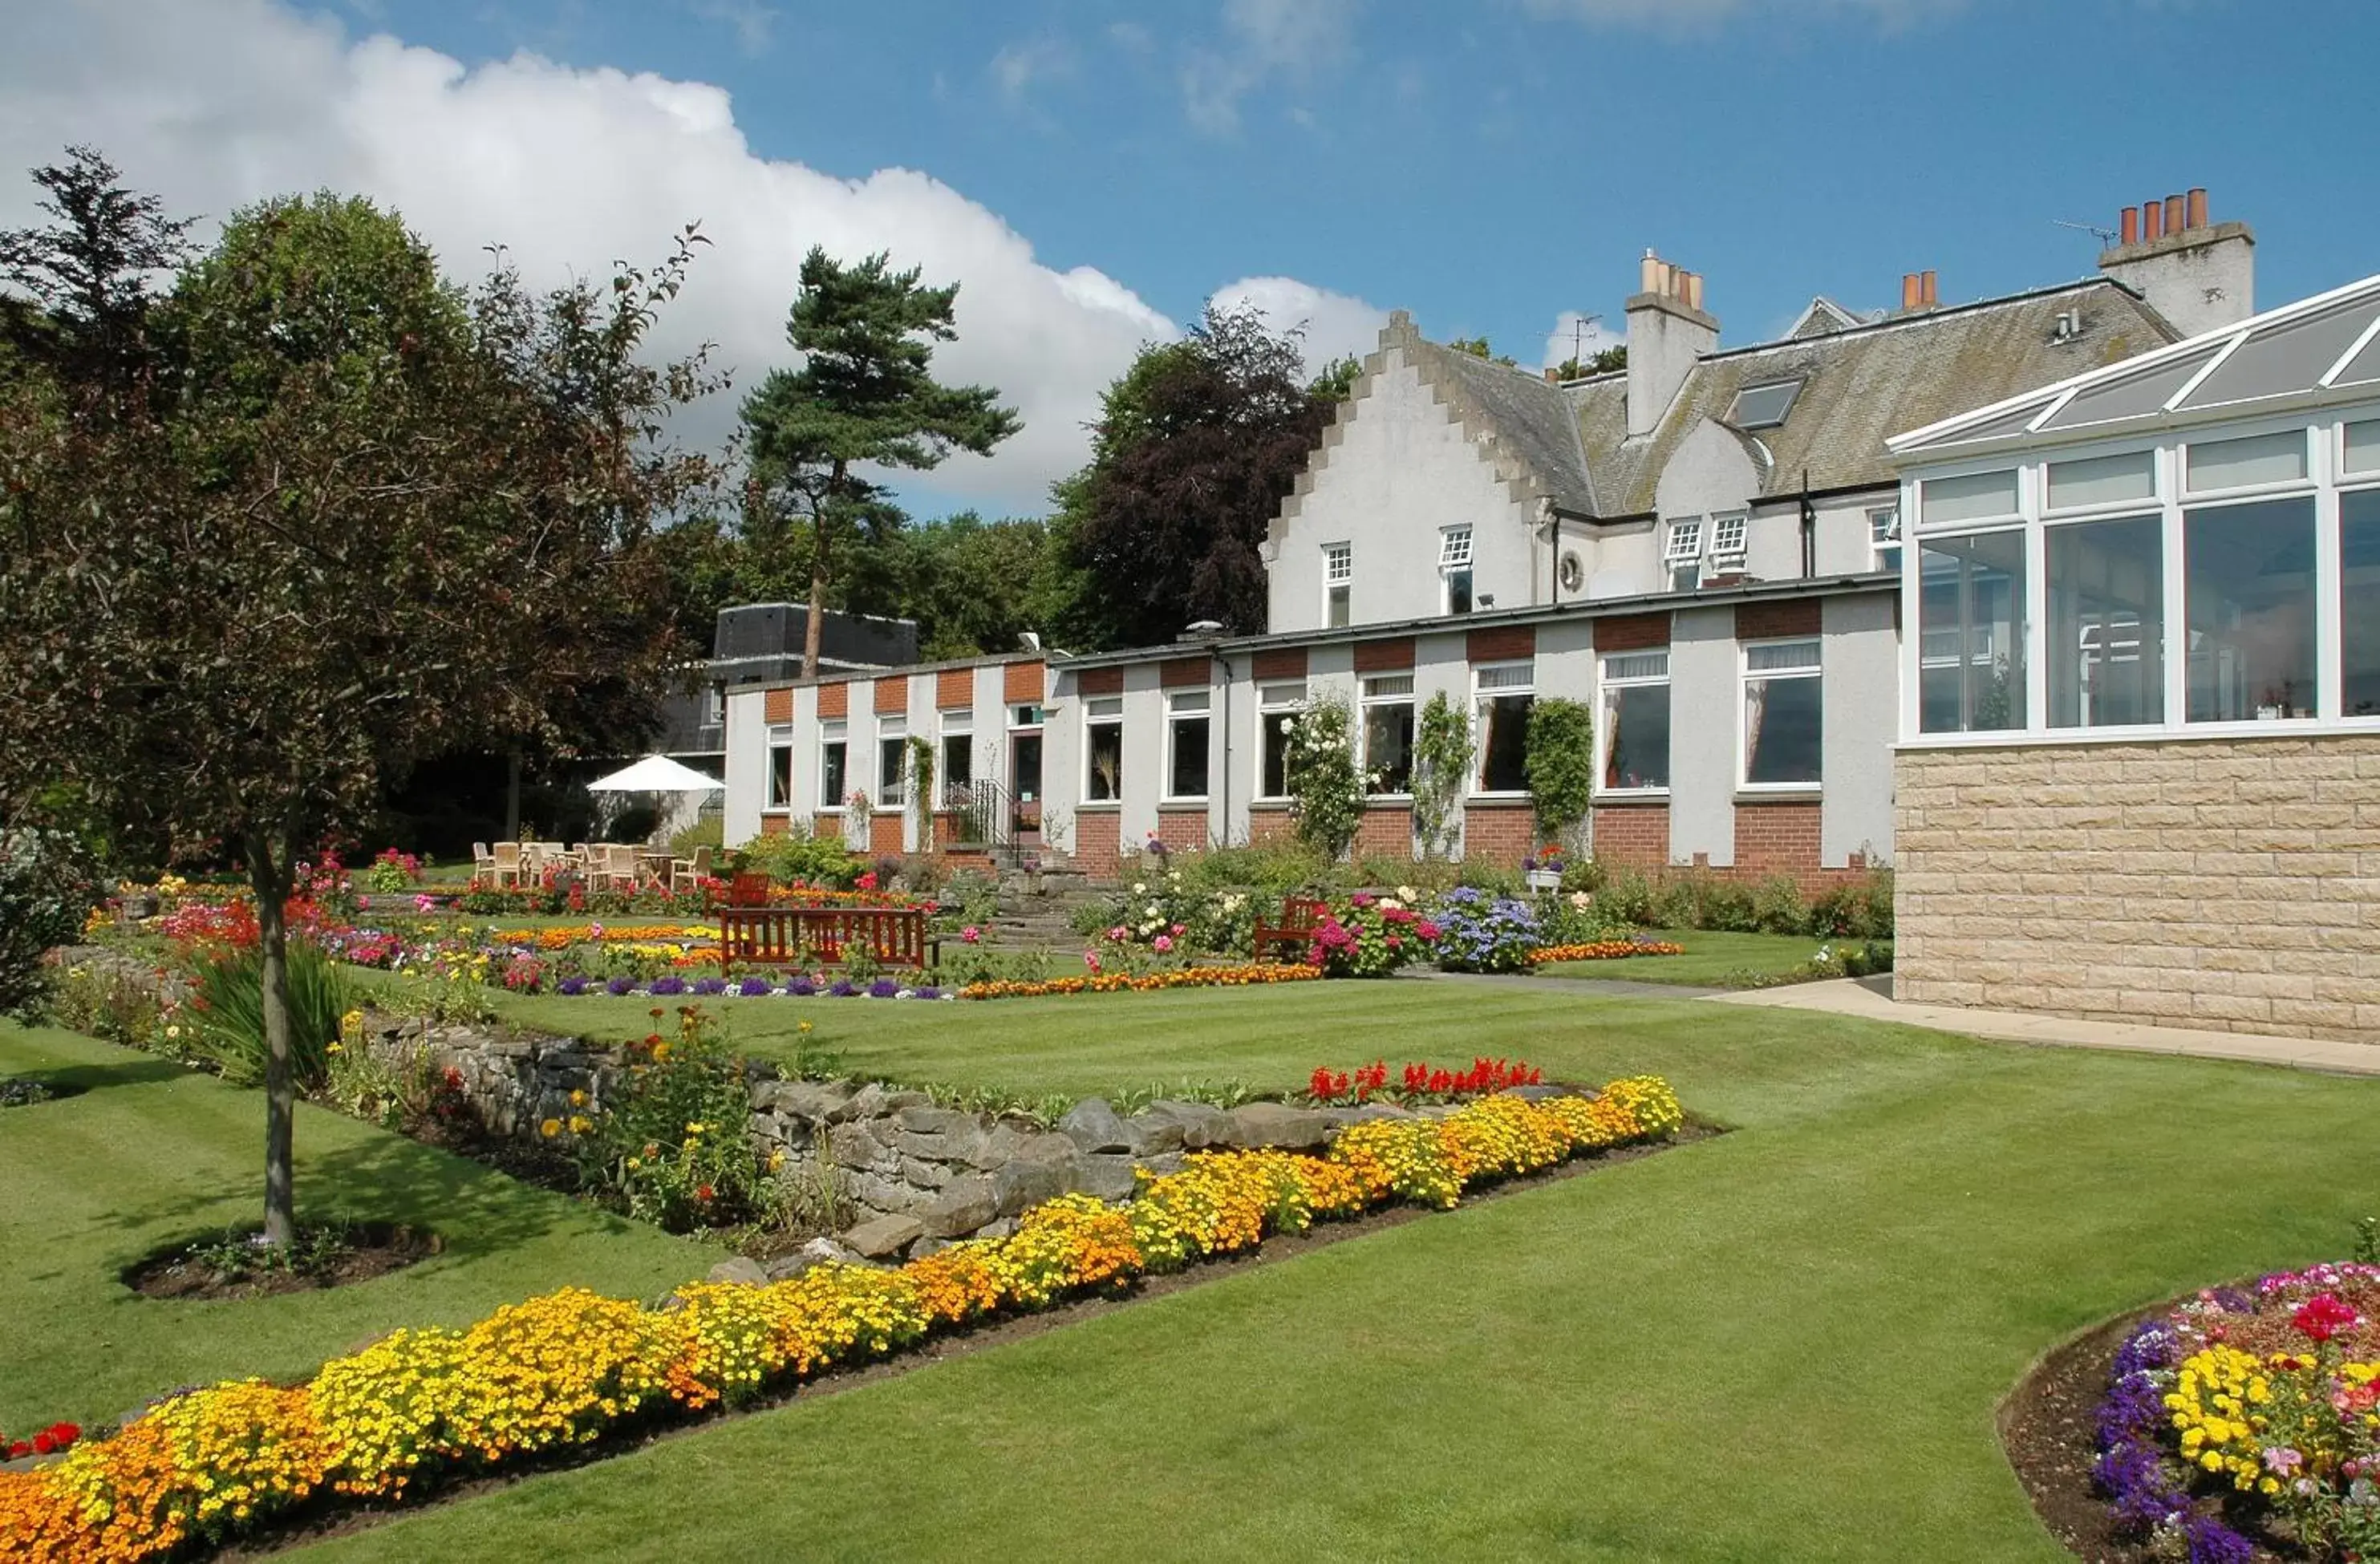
{"left": 2048, "top": 515, "right": 2163, "bottom": 727}
{"left": 1084, "top": 696, "right": 1124, "bottom": 801}
{"left": 1008, "top": 703, "right": 1043, "bottom": 805}
{"left": 1361, "top": 675, "right": 1414, "bottom": 794}
{"left": 1472, "top": 662, "right": 1533, "bottom": 793}
{"left": 939, "top": 709, "right": 973, "bottom": 797}
{"left": 1917, "top": 531, "right": 2025, "bottom": 734}
{"left": 2185, "top": 496, "right": 2318, "bottom": 721}
{"left": 1743, "top": 639, "right": 1823, "bottom": 788}
{"left": 1257, "top": 680, "right": 1305, "bottom": 798}
{"left": 2343, "top": 488, "right": 2380, "bottom": 718}
{"left": 818, "top": 719, "right": 847, "bottom": 808}
{"left": 1166, "top": 690, "right": 1211, "bottom": 800}
{"left": 1600, "top": 652, "right": 1670, "bottom": 791}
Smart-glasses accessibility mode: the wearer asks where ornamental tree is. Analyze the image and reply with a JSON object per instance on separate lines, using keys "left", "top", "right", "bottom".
{"left": 0, "top": 168, "right": 721, "bottom": 1245}
{"left": 739, "top": 248, "right": 1019, "bottom": 679}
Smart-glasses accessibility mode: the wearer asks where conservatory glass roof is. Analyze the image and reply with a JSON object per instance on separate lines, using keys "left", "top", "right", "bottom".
{"left": 1890, "top": 272, "right": 2380, "bottom": 457}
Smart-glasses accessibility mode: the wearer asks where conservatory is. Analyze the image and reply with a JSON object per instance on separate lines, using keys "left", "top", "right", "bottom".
{"left": 1884, "top": 272, "right": 2380, "bottom": 1043}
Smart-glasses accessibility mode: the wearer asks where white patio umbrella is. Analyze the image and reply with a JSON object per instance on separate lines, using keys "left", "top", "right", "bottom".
{"left": 586, "top": 754, "right": 724, "bottom": 792}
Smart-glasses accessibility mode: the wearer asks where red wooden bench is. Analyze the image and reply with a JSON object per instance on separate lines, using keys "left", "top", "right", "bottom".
{"left": 1251, "top": 897, "right": 1328, "bottom": 963}
{"left": 718, "top": 905, "right": 935, "bottom": 972}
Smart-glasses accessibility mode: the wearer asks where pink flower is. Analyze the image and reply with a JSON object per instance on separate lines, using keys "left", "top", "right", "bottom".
{"left": 1106, "top": 925, "right": 1130, "bottom": 942}
{"left": 1170, "top": 923, "right": 1186, "bottom": 938}
{"left": 1153, "top": 934, "right": 1174, "bottom": 953}
{"left": 2293, "top": 1294, "right": 2361, "bottom": 1343}
{"left": 413, "top": 893, "right": 436, "bottom": 913}
{"left": 1385, "top": 935, "right": 1403, "bottom": 949}
{"left": 1416, "top": 920, "right": 1441, "bottom": 941}
{"left": 856, "top": 871, "right": 878, "bottom": 891}
{"left": 960, "top": 926, "right": 982, "bottom": 944}
{"left": 1350, "top": 892, "right": 1376, "bottom": 908}
{"left": 1083, "top": 951, "right": 1102, "bottom": 972}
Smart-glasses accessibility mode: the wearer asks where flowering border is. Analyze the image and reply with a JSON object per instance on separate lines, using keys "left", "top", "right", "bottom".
{"left": 958, "top": 965, "right": 1323, "bottom": 1001}
{"left": 0, "top": 1080, "right": 1683, "bottom": 1562}
{"left": 1527, "top": 939, "right": 1685, "bottom": 963}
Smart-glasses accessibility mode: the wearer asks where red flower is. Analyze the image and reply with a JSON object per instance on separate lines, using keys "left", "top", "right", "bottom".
{"left": 695, "top": 1184, "right": 716, "bottom": 1203}
{"left": 855, "top": 871, "right": 879, "bottom": 891}
{"left": 2293, "top": 1294, "right": 2361, "bottom": 1343}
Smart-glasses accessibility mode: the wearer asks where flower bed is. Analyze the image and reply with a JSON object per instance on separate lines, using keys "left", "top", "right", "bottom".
{"left": 551, "top": 974, "right": 951, "bottom": 1001}
{"left": 959, "top": 964, "right": 1323, "bottom": 1001}
{"left": 1527, "top": 938, "right": 1686, "bottom": 963}
{"left": 1306, "top": 1057, "right": 1544, "bottom": 1104}
{"left": 0, "top": 1080, "right": 1683, "bottom": 1561}
{"left": 2091, "top": 1261, "right": 2380, "bottom": 1561}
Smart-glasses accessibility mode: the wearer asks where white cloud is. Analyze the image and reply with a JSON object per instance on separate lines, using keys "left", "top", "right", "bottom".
{"left": 1182, "top": 0, "right": 1360, "bottom": 136}
{"left": 1210, "top": 275, "right": 1388, "bottom": 381}
{"left": 1539, "top": 310, "right": 1624, "bottom": 373}
{"left": 0, "top": 0, "right": 1178, "bottom": 509}
{"left": 683, "top": 0, "right": 777, "bottom": 58}
{"left": 988, "top": 37, "right": 1075, "bottom": 105}
{"left": 1520, "top": 0, "right": 1961, "bottom": 31}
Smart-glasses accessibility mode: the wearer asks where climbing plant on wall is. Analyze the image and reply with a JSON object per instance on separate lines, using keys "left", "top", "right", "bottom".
{"left": 1524, "top": 698, "right": 1596, "bottom": 845}
{"left": 1410, "top": 691, "right": 1474, "bottom": 861}
{"left": 1283, "top": 691, "right": 1364, "bottom": 860}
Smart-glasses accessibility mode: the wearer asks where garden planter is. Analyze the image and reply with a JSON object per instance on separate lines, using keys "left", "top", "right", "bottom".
{"left": 1523, "top": 869, "right": 1563, "bottom": 893}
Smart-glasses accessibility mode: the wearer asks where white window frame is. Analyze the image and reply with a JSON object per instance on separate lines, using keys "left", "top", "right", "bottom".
{"left": 1868, "top": 505, "right": 1902, "bottom": 573}
{"left": 1440, "top": 526, "right": 1476, "bottom": 615}
{"left": 1663, "top": 517, "right": 1705, "bottom": 591}
{"left": 1709, "top": 510, "right": 1747, "bottom": 565}
{"left": 1596, "top": 650, "right": 1671, "bottom": 796}
{"left": 875, "top": 715, "right": 909, "bottom": 808}
{"left": 1083, "top": 695, "right": 1125, "bottom": 803}
{"left": 1255, "top": 679, "right": 1306, "bottom": 800}
{"left": 817, "top": 719, "right": 848, "bottom": 809}
{"left": 1324, "top": 542, "right": 1353, "bottom": 627}
{"left": 1164, "top": 689, "right": 1212, "bottom": 801}
{"left": 1470, "top": 661, "right": 1535, "bottom": 796}
{"left": 938, "top": 707, "right": 973, "bottom": 800}
{"left": 1738, "top": 636, "right": 1824, "bottom": 792}
{"left": 1359, "top": 673, "right": 1416, "bottom": 797}
{"left": 765, "top": 723, "right": 794, "bottom": 809}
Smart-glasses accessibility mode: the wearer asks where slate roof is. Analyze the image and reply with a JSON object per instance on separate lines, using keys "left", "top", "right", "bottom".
{"left": 1891, "top": 270, "right": 2380, "bottom": 456}
{"left": 1559, "top": 278, "right": 2179, "bottom": 518}
{"left": 1405, "top": 334, "right": 1597, "bottom": 515}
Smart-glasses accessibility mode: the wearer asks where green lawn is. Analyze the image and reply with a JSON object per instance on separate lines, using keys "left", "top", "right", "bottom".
{"left": 0, "top": 1023, "right": 711, "bottom": 1433}
{"left": 1537, "top": 927, "right": 1850, "bottom": 987}
{"left": 267, "top": 983, "right": 2380, "bottom": 1562}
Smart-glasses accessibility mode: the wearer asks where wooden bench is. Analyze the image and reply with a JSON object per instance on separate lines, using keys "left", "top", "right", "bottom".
{"left": 1251, "top": 897, "right": 1327, "bottom": 963}
{"left": 718, "top": 905, "right": 936, "bottom": 972}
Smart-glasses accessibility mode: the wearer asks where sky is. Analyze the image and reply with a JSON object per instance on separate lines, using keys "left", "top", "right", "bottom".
{"left": 3, "top": 0, "right": 2374, "bottom": 519}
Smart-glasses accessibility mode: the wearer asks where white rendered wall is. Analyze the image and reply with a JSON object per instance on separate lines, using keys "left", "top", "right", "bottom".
{"left": 1821, "top": 592, "right": 1898, "bottom": 866}
{"left": 1667, "top": 606, "right": 1740, "bottom": 866}
{"left": 723, "top": 688, "right": 768, "bottom": 847}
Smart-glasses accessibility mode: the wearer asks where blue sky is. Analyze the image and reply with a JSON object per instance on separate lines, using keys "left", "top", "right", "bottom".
{"left": 6, "top": 1, "right": 2374, "bottom": 516}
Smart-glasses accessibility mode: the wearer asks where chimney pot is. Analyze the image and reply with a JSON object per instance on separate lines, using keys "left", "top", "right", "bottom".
{"left": 2187, "top": 187, "right": 2208, "bottom": 230}
{"left": 2163, "top": 194, "right": 2187, "bottom": 235}
{"left": 1684, "top": 271, "right": 1704, "bottom": 311}
{"left": 2120, "top": 205, "right": 2140, "bottom": 246}
{"left": 1543, "top": 366, "right": 1561, "bottom": 383}
{"left": 2142, "top": 198, "right": 2165, "bottom": 241}
{"left": 1639, "top": 252, "right": 1660, "bottom": 294}
{"left": 1901, "top": 273, "right": 1920, "bottom": 310}
{"left": 1921, "top": 269, "right": 1938, "bottom": 306}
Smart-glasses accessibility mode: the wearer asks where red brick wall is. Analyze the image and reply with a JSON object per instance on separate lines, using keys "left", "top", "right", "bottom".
{"left": 1073, "top": 812, "right": 1122, "bottom": 880}
{"left": 1154, "top": 807, "right": 1210, "bottom": 853}
{"left": 940, "top": 849, "right": 995, "bottom": 877}
{"left": 1247, "top": 805, "right": 1296, "bottom": 844}
{"left": 1077, "top": 666, "right": 1124, "bottom": 697}
{"left": 1733, "top": 799, "right": 1821, "bottom": 870}
{"left": 1252, "top": 647, "right": 1307, "bottom": 681}
{"left": 1003, "top": 659, "right": 1046, "bottom": 702}
{"left": 1354, "top": 804, "right": 1413, "bottom": 859}
{"left": 812, "top": 813, "right": 842, "bottom": 840}
{"left": 868, "top": 814, "right": 905, "bottom": 857}
{"left": 1462, "top": 801, "right": 1534, "bottom": 868}
{"left": 1466, "top": 626, "right": 1535, "bottom": 663}
{"left": 759, "top": 812, "right": 791, "bottom": 837}
{"left": 874, "top": 675, "right": 908, "bottom": 715}
{"left": 1595, "top": 612, "right": 1670, "bottom": 651}
{"left": 817, "top": 683, "right": 849, "bottom": 719}
{"left": 935, "top": 667, "right": 971, "bottom": 708}
{"left": 763, "top": 687, "right": 793, "bottom": 723}
{"left": 1591, "top": 802, "right": 1669, "bottom": 867}
{"left": 1352, "top": 638, "right": 1415, "bottom": 673}
{"left": 1159, "top": 656, "right": 1207, "bottom": 688}
{"left": 1736, "top": 598, "right": 1823, "bottom": 640}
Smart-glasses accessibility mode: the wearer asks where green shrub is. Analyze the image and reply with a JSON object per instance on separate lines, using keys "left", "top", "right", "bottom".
{"left": 571, "top": 1007, "right": 763, "bottom": 1232}
{"left": 0, "top": 826, "right": 105, "bottom": 1019}
{"left": 1178, "top": 841, "right": 1339, "bottom": 896}
{"left": 731, "top": 829, "right": 865, "bottom": 889}
{"left": 1592, "top": 867, "right": 1655, "bottom": 926}
{"left": 668, "top": 816, "right": 724, "bottom": 858}
{"left": 1810, "top": 868, "right": 1895, "bottom": 938}
{"left": 1523, "top": 698, "right": 1595, "bottom": 843}
{"left": 1750, "top": 874, "right": 1811, "bottom": 936}
{"left": 186, "top": 941, "right": 351, "bottom": 1091}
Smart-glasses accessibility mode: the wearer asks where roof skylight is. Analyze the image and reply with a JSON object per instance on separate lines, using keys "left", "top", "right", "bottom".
{"left": 1728, "top": 379, "right": 1803, "bottom": 430}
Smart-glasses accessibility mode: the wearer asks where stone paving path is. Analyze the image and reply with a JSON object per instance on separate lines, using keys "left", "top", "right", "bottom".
{"left": 1711, "top": 975, "right": 2380, "bottom": 1078}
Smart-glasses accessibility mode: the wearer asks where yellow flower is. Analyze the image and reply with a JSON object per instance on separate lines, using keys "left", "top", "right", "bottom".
{"left": 568, "top": 1116, "right": 593, "bottom": 1135}
{"left": 539, "top": 1118, "right": 562, "bottom": 1138}
{"left": 626, "top": 1157, "right": 642, "bottom": 1170}
{"left": 570, "top": 1089, "right": 588, "bottom": 1108}
{"left": 685, "top": 1121, "right": 705, "bottom": 1137}
{"left": 797, "top": 1020, "right": 813, "bottom": 1035}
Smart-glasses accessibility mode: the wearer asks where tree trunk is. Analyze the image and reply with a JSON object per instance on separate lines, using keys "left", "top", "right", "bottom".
{"left": 801, "top": 460, "right": 845, "bottom": 681}
{"left": 248, "top": 835, "right": 298, "bottom": 1247}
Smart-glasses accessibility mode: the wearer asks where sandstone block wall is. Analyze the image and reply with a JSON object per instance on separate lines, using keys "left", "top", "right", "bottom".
{"left": 1895, "top": 735, "right": 2380, "bottom": 1043}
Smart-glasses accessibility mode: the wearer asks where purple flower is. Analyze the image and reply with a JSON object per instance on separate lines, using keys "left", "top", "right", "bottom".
{"left": 649, "top": 975, "right": 687, "bottom": 996}
{"left": 829, "top": 979, "right": 858, "bottom": 998}
{"left": 604, "top": 975, "right": 637, "bottom": 996}
{"left": 557, "top": 976, "right": 589, "bottom": 996}
{"left": 868, "top": 978, "right": 901, "bottom": 999}
{"left": 912, "top": 985, "right": 942, "bottom": 1000}
{"left": 691, "top": 977, "right": 727, "bottom": 995}
{"left": 789, "top": 976, "right": 817, "bottom": 996}
{"left": 2184, "top": 1517, "right": 2254, "bottom": 1564}
{"left": 736, "top": 977, "right": 774, "bottom": 997}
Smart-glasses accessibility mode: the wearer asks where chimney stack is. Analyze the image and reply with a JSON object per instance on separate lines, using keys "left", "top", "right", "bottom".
{"left": 1625, "top": 249, "right": 1718, "bottom": 439}
{"left": 1898, "top": 271, "right": 1941, "bottom": 314}
{"left": 2100, "top": 186, "right": 2256, "bottom": 338}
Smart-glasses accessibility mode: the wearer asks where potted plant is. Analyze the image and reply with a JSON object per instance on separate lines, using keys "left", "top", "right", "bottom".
{"left": 1522, "top": 843, "right": 1566, "bottom": 893}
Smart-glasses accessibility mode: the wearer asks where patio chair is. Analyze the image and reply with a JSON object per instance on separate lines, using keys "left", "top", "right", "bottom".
{"left": 670, "top": 845, "right": 714, "bottom": 897}
{"left": 594, "top": 845, "right": 635, "bottom": 893}
{"left": 471, "top": 841, "right": 494, "bottom": 885}
{"left": 489, "top": 841, "right": 524, "bottom": 890}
